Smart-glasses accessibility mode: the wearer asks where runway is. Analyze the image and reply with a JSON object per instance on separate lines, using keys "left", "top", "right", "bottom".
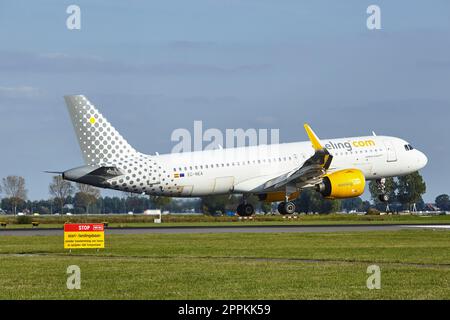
{"left": 1, "top": 224, "right": 449, "bottom": 236}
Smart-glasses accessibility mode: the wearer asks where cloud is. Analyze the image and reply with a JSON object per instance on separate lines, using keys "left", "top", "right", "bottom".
{"left": 0, "top": 85, "right": 42, "bottom": 99}
{"left": 167, "top": 41, "right": 217, "bottom": 50}
{"left": 0, "top": 51, "right": 271, "bottom": 76}
{"left": 182, "top": 95, "right": 239, "bottom": 105}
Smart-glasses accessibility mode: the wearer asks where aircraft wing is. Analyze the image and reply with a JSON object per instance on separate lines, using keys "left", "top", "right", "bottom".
{"left": 258, "top": 124, "right": 333, "bottom": 191}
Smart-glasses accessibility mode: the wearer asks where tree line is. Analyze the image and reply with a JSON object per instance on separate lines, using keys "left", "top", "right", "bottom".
{"left": 0, "top": 175, "right": 201, "bottom": 215}
{"left": 0, "top": 172, "right": 448, "bottom": 215}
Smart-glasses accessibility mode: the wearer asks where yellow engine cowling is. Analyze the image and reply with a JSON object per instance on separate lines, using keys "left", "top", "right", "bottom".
{"left": 258, "top": 191, "right": 300, "bottom": 203}
{"left": 317, "top": 169, "right": 365, "bottom": 199}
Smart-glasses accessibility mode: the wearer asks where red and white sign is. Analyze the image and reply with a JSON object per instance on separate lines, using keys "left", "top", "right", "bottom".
{"left": 64, "top": 223, "right": 105, "bottom": 249}
{"left": 64, "top": 223, "right": 104, "bottom": 232}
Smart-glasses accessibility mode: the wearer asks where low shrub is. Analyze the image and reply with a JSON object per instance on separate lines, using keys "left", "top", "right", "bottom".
{"left": 366, "top": 208, "right": 381, "bottom": 216}
{"left": 16, "top": 215, "right": 33, "bottom": 224}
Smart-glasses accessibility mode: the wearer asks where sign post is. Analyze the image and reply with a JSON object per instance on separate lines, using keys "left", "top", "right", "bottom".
{"left": 64, "top": 223, "right": 105, "bottom": 250}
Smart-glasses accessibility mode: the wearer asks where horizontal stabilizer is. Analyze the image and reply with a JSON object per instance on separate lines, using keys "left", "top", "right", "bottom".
{"left": 62, "top": 165, "right": 123, "bottom": 187}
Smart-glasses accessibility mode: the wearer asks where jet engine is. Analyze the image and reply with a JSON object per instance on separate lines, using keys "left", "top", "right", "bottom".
{"left": 316, "top": 169, "right": 365, "bottom": 199}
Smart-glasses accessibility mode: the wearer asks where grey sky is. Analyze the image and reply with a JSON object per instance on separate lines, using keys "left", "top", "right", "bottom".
{"left": 0, "top": 0, "right": 449, "bottom": 201}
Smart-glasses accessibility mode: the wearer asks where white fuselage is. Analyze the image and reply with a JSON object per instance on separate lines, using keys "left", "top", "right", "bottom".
{"left": 62, "top": 95, "right": 428, "bottom": 201}
{"left": 107, "top": 135, "right": 427, "bottom": 197}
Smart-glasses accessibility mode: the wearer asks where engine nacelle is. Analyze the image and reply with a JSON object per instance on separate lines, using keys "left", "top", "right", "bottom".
{"left": 316, "top": 169, "right": 365, "bottom": 199}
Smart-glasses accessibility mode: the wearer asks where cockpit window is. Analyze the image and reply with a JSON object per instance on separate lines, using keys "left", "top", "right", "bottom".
{"left": 408, "top": 144, "right": 414, "bottom": 150}
{"left": 404, "top": 144, "right": 414, "bottom": 151}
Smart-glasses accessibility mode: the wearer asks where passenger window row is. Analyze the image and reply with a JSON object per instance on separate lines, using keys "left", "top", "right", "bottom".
{"left": 173, "top": 155, "right": 298, "bottom": 172}
{"left": 330, "top": 149, "right": 383, "bottom": 156}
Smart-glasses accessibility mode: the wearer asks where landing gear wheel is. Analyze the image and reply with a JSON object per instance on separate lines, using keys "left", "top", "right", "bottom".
{"left": 284, "top": 202, "right": 296, "bottom": 214}
{"left": 278, "top": 202, "right": 296, "bottom": 215}
{"left": 278, "top": 202, "right": 286, "bottom": 215}
{"left": 237, "top": 203, "right": 254, "bottom": 216}
{"left": 378, "top": 194, "right": 389, "bottom": 203}
{"left": 243, "top": 204, "right": 254, "bottom": 216}
{"left": 236, "top": 204, "right": 244, "bottom": 216}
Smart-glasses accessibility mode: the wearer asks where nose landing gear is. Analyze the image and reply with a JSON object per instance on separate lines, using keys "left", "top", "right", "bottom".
{"left": 376, "top": 178, "right": 389, "bottom": 203}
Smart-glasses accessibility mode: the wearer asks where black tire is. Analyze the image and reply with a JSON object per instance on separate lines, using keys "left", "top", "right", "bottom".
{"left": 284, "top": 201, "right": 296, "bottom": 214}
{"left": 236, "top": 204, "right": 244, "bottom": 216}
{"left": 278, "top": 202, "right": 287, "bottom": 215}
{"left": 236, "top": 203, "right": 254, "bottom": 216}
{"left": 243, "top": 204, "right": 254, "bottom": 216}
{"left": 378, "top": 194, "right": 389, "bottom": 203}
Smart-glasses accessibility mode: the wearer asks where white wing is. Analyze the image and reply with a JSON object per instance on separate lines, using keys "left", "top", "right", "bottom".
{"left": 255, "top": 124, "right": 333, "bottom": 192}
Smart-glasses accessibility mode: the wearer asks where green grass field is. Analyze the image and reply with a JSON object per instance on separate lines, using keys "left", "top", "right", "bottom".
{"left": 0, "top": 229, "right": 449, "bottom": 299}
{"left": 1, "top": 213, "right": 450, "bottom": 229}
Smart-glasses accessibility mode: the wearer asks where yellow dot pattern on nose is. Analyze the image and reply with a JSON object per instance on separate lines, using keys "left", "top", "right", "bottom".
{"left": 89, "top": 117, "right": 96, "bottom": 124}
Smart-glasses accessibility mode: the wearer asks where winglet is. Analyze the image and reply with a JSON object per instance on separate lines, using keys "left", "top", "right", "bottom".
{"left": 304, "top": 123, "right": 323, "bottom": 151}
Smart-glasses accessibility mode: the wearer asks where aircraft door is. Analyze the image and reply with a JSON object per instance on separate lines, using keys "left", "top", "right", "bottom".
{"left": 383, "top": 140, "right": 397, "bottom": 162}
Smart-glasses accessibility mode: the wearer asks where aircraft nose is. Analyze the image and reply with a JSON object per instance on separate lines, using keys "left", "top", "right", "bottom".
{"left": 417, "top": 151, "right": 428, "bottom": 169}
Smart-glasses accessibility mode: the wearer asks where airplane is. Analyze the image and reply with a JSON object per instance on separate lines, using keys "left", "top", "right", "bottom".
{"left": 60, "top": 95, "right": 428, "bottom": 216}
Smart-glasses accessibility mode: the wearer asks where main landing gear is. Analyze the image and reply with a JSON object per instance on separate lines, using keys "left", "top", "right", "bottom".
{"left": 278, "top": 191, "right": 296, "bottom": 215}
{"left": 278, "top": 201, "right": 296, "bottom": 215}
{"left": 376, "top": 178, "right": 389, "bottom": 203}
{"left": 236, "top": 203, "right": 254, "bottom": 216}
{"left": 236, "top": 190, "right": 298, "bottom": 217}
